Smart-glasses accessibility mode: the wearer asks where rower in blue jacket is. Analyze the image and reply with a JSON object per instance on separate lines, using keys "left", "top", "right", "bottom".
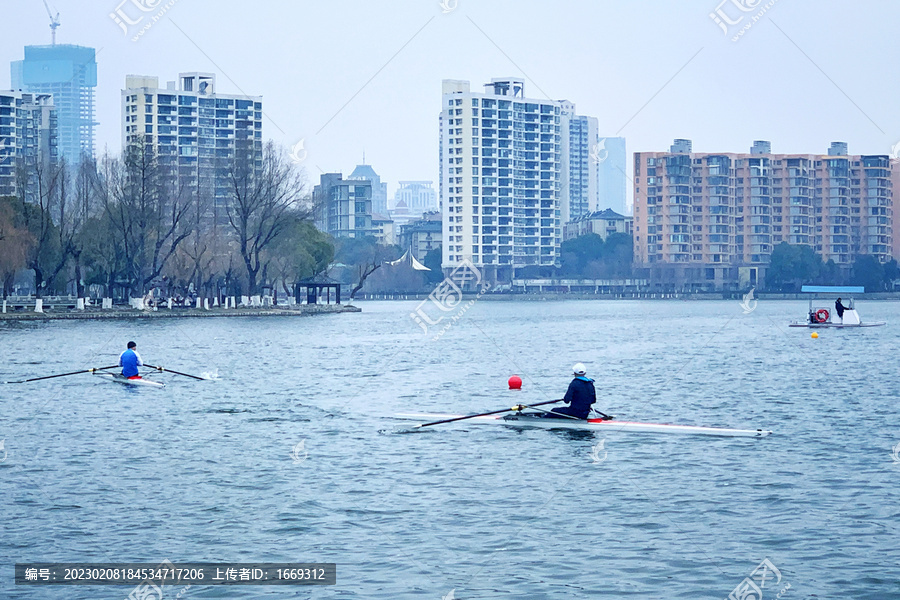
{"left": 119, "top": 341, "right": 144, "bottom": 379}
{"left": 547, "top": 363, "right": 596, "bottom": 419}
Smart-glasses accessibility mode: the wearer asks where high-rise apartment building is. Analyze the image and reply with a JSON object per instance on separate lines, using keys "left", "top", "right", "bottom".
{"left": 0, "top": 91, "right": 58, "bottom": 201}
{"left": 439, "top": 78, "right": 563, "bottom": 283}
{"left": 633, "top": 139, "right": 894, "bottom": 291}
{"left": 349, "top": 164, "right": 388, "bottom": 215}
{"left": 313, "top": 173, "right": 375, "bottom": 239}
{"left": 597, "top": 136, "right": 627, "bottom": 214}
{"left": 560, "top": 101, "right": 599, "bottom": 223}
{"left": 122, "top": 73, "right": 263, "bottom": 219}
{"left": 11, "top": 45, "right": 96, "bottom": 165}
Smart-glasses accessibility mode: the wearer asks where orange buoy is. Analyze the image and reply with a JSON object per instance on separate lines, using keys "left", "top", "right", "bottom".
{"left": 508, "top": 375, "right": 522, "bottom": 390}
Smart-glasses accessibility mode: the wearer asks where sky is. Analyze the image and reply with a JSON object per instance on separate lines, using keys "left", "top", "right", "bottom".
{"left": 2, "top": 0, "right": 899, "bottom": 209}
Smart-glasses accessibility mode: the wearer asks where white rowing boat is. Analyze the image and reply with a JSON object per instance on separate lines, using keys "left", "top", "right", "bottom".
{"left": 93, "top": 372, "right": 165, "bottom": 388}
{"left": 395, "top": 412, "right": 772, "bottom": 437}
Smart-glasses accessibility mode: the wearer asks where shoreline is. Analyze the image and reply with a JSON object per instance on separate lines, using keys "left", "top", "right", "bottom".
{"left": 355, "top": 292, "right": 900, "bottom": 302}
{"left": 0, "top": 304, "right": 360, "bottom": 321}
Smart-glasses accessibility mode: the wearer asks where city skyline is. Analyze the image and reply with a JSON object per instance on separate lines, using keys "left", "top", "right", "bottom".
{"left": 3, "top": 1, "right": 899, "bottom": 207}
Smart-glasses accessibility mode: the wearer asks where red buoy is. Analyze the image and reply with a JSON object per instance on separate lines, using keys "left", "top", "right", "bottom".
{"left": 508, "top": 375, "right": 522, "bottom": 390}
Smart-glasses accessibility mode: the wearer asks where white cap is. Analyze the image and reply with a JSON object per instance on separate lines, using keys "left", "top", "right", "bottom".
{"left": 572, "top": 363, "right": 586, "bottom": 375}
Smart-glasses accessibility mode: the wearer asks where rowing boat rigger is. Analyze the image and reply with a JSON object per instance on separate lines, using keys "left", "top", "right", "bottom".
{"left": 395, "top": 411, "right": 772, "bottom": 437}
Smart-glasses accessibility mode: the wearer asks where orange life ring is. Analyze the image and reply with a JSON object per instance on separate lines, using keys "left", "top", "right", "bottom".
{"left": 815, "top": 309, "right": 829, "bottom": 323}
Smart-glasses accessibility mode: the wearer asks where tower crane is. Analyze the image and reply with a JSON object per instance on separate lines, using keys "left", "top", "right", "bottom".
{"left": 42, "top": 0, "right": 60, "bottom": 45}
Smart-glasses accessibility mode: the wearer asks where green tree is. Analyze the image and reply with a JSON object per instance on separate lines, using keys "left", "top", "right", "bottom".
{"left": 560, "top": 233, "right": 604, "bottom": 276}
{"left": 819, "top": 259, "right": 843, "bottom": 286}
{"left": 559, "top": 232, "right": 633, "bottom": 278}
{"left": 850, "top": 255, "right": 886, "bottom": 292}
{"left": 423, "top": 246, "right": 444, "bottom": 284}
{"left": 268, "top": 217, "right": 334, "bottom": 295}
{"left": 602, "top": 232, "right": 634, "bottom": 278}
{"left": 765, "top": 242, "right": 824, "bottom": 291}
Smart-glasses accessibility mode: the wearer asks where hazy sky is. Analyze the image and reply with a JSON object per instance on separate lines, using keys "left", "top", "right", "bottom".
{"left": 3, "top": 0, "right": 899, "bottom": 208}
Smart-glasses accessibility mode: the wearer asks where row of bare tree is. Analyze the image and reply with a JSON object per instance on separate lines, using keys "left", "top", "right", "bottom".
{"left": 0, "top": 138, "right": 333, "bottom": 299}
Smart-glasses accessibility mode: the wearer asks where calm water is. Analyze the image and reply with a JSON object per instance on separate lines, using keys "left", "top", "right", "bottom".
{"left": 2, "top": 299, "right": 899, "bottom": 599}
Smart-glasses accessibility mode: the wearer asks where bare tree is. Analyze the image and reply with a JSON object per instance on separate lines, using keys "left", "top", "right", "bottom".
{"left": 16, "top": 156, "right": 63, "bottom": 297}
{"left": 100, "top": 139, "right": 193, "bottom": 296}
{"left": 226, "top": 141, "right": 310, "bottom": 295}
{"left": 69, "top": 155, "right": 101, "bottom": 297}
{"left": 0, "top": 197, "right": 34, "bottom": 297}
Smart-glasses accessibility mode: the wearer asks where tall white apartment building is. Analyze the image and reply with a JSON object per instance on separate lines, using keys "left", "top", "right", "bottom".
{"left": 440, "top": 78, "right": 563, "bottom": 284}
{"left": 560, "top": 101, "right": 599, "bottom": 223}
{"left": 122, "top": 72, "right": 262, "bottom": 220}
{"left": 0, "top": 91, "right": 58, "bottom": 201}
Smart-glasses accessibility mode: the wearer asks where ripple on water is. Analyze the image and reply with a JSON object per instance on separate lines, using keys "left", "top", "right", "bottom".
{"left": 1, "top": 300, "right": 900, "bottom": 598}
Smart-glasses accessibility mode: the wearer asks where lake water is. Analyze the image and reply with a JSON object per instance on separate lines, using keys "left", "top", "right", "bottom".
{"left": 2, "top": 299, "right": 899, "bottom": 599}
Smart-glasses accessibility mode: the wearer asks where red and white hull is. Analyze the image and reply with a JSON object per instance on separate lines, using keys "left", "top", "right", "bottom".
{"left": 395, "top": 412, "right": 771, "bottom": 437}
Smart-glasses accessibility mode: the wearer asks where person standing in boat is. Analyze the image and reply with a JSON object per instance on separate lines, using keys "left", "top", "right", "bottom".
{"left": 119, "top": 341, "right": 144, "bottom": 380}
{"left": 547, "top": 363, "right": 596, "bottom": 420}
{"left": 835, "top": 297, "right": 850, "bottom": 320}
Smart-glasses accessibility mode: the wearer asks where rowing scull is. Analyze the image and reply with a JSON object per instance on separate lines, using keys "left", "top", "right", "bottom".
{"left": 395, "top": 412, "right": 771, "bottom": 437}
{"left": 92, "top": 372, "right": 165, "bottom": 388}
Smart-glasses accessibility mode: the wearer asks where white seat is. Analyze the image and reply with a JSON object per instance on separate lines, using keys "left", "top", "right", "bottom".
{"left": 841, "top": 309, "right": 860, "bottom": 325}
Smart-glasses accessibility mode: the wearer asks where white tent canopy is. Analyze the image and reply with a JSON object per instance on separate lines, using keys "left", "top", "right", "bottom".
{"left": 386, "top": 250, "right": 430, "bottom": 271}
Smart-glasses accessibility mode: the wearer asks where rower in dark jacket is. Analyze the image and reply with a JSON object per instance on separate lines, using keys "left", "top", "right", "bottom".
{"left": 547, "top": 363, "right": 596, "bottom": 419}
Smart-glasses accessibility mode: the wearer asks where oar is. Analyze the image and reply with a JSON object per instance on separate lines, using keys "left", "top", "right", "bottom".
{"left": 591, "top": 408, "right": 614, "bottom": 420}
{"left": 413, "top": 399, "right": 564, "bottom": 429}
{"left": 525, "top": 404, "right": 583, "bottom": 420}
{"left": 5, "top": 365, "right": 119, "bottom": 384}
{"left": 144, "top": 364, "right": 208, "bottom": 381}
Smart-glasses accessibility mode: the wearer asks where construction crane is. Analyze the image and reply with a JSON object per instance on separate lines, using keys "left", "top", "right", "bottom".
{"left": 41, "top": 0, "right": 60, "bottom": 45}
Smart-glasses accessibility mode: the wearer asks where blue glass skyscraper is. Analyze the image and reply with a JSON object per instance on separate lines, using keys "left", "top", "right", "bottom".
{"left": 11, "top": 44, "right": 97, "bottom": 166}
{"left": 597, "top": 136, "right": 627, "bottom": 214}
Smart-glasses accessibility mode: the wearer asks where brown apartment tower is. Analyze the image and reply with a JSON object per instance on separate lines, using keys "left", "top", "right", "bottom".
{"left": 633, "top": 140, "right": 894, "bottom": 292}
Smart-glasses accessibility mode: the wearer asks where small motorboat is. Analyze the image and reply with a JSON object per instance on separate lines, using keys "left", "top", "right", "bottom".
{"left": 788, "top": 285, "right": 885, "bottom": 328}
